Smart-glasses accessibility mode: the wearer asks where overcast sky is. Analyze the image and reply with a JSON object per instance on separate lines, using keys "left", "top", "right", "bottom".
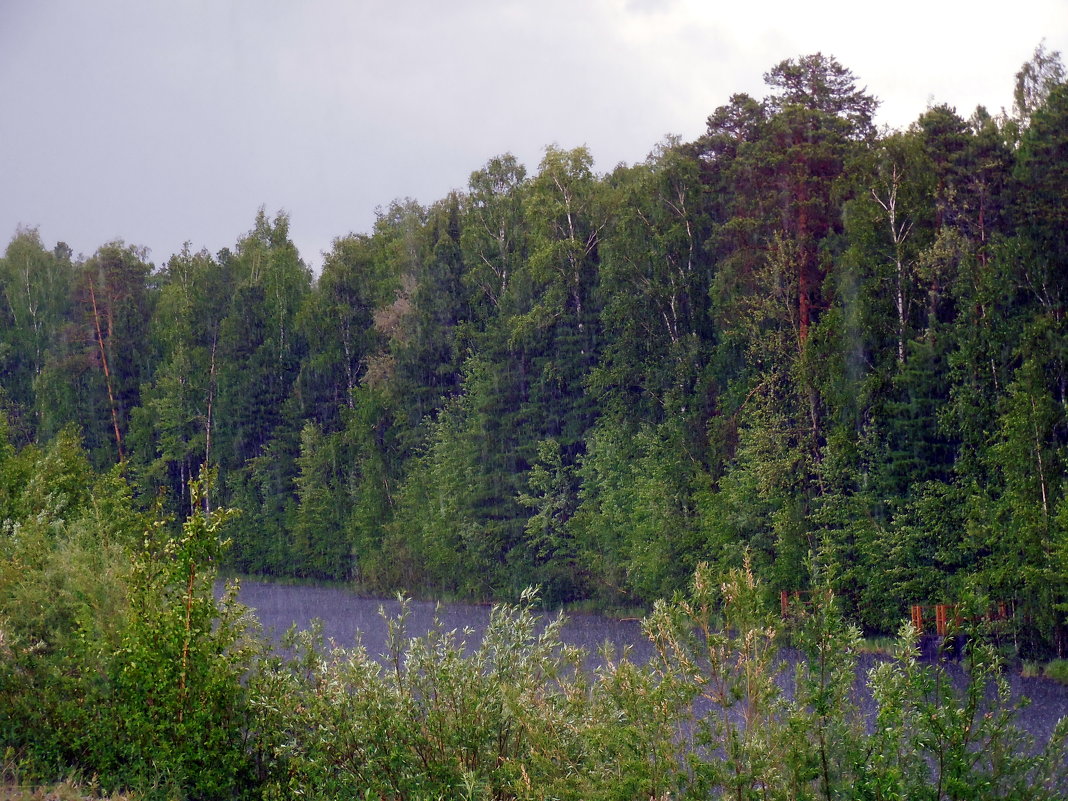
{"left": 2, "top": 1, "right": 1065, "bottom": 272}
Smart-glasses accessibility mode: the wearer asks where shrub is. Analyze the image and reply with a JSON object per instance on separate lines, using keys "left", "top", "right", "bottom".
{"left": 99, "top": 478, "right": 260, "bottom": 800}
{"left": 0, "top": 459, "right": 260, "bottom": 800}
{"left": 248, "top": 588, "right": 687, "bottom": 801}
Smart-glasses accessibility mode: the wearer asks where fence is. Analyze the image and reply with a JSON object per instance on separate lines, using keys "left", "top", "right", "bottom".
{"left": 779, "top": 591, "right": 1011, "bottom": 637}
{"left": 779, "top": 589, "right": 832, "bottom": 619}
{"left": 909, "top": 602, "right": 1011, "bottom": 636}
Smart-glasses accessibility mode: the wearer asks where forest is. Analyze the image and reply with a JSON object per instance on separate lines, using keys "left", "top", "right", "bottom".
{"left": 2, "top": 47, "right": 1068, "bottom": 657}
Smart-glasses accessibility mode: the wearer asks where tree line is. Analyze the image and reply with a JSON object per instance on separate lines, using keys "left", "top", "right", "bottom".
{"left": 2, "top": 48, "right": 1067, "bottom": 652}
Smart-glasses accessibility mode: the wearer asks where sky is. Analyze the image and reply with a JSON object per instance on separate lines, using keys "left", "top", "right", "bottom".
{"left": 2, "top": 0, "right": 1065, "bottom": 272}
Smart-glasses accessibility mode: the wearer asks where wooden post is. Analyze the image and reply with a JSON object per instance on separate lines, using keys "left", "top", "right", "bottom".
{"left": 935, "top": 604, "right": 948, "bottom": 637}
{"left": 911, "top": 605, "right": 924, "bottom": 632}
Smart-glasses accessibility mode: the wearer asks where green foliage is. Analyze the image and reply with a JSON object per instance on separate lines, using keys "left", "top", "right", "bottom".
{"left": 0, "top": 431, "right": 138, "bottom": 781}
{"left": 0, "top": 230, "right": 74, "bottom": 427}
{"left": 572, "top": 418, "right": 706, "bottom": 604}
{"left": 104, "top": 477, "right": 258, "bottom": 799}
{"left": 0, "top": 429, "right": 259, "bottom": 799}
{"left": 863, "top": 624, "right": 1068, "bottom": 800}
{"left": 383, "top": 355, "right": 525, "bottom": 597}
{"left": 249, "top": 589, "right": 671, "bottom": 801}
{"left": 645, "top": 561, "right": 1068, "bottom": 801}
{"left": 295, "top": 233, "right": 381, "bottom": 431}
{"left": 3, "top": 448, "right": 1067, "bottom": 801}
{"left": 515, "top": 436, "right": 590, "bottom": 603}
{"left": 291, "top": 421, "right": 352, "bottom": 580}
{"left": 1014, "top": 41, "right": 1066, "bottom": 123}
{"left": 646, "top": 559, "right": 788, "bottom": 798}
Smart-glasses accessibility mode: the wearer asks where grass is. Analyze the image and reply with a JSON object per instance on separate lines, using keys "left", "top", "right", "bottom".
{"left": 0, "top": 782, "right": 139, "bottom": 800}
{"left": 1042, "top": 659, "right": 1068, "bottom": 685}
{"left": 2, "top": 750, "right": 138, "bottom": 801}
{"left": 1022, "top": 660, "right": 1042, "bottom": 678}
{"left": 561, "top": 597, "right": 650, "bottom": 621}
{"left": 1019, "top": 659, "right": 1068, "bottom": 684}
{"left": 857, "top": 636, "right": 897, "bottom": 655}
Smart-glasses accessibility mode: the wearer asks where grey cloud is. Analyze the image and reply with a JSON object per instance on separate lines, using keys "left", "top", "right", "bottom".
{"left": 2, "top": 1, "right": 1064, "bottom": 270}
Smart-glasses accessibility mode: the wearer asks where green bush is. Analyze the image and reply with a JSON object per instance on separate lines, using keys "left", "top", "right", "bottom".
{"left": 91, "top": 477, "right": 260, "bottom": 799}
{"left": 0, "top": 435, "right": 143, "bottom": 782}
{"left": 0, "top": 451, "right": 260, "bottom": 799}
{"left": 248, "top": 589, "right": 680, "bottom": 801}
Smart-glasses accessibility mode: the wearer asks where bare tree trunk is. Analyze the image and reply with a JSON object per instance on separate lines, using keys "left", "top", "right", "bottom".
{"left": 203, "top": 331, "right": 218, "bottom": 514}
{"left": 88, "top": 278, "right": 125, "bottom": 462}
{"left": 872, "top": 167, "right": 913, "bottom": 365}
{"left": 1030, "top": 396, "right": 1050, "bottom": 523}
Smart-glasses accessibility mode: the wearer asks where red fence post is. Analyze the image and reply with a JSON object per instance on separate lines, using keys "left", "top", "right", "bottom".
{"left": 935, "top": 604, "right": 948, "bottom": 637}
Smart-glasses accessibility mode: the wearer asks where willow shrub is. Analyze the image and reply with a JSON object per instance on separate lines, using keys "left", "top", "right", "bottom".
{"left": 645, "top": 559, "right": 1068, "bottom": 801}
{"left": 247, "top": 588, "right": 687, "bottom": 801}
{"left": 641, "top": 559, "right": 872, "bottom": 800}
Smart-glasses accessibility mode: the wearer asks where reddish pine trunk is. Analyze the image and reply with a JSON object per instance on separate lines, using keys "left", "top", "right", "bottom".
{"left": 88, "top": 278, "right": 125, "bottom": 462}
